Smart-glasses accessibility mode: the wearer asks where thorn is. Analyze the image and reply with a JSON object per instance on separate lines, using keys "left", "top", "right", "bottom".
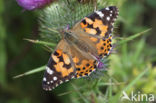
{"left": 23, "top": 38, "right": 57, "bottom": 47}
{"left": 13, "top": 74, "right": 25, "bottom": 79}
{"left": 23, "top": 38, "right": 38, "bottom": 43}
{"left": 13, "top": 65, "right": 46, "bottom": 79}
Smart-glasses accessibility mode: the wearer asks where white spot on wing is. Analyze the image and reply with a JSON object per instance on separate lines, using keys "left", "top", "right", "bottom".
{"left": 48, "top": 88, "right": 52, "bottom": 91}
{"left": 53, "top": 76, "right": 57, "bottom": 81}
{"left": 46, "top": 66, "right": 53, "bottom": 75}
{"left": 60, "top": 80, "right": 63, "bottom": 84}
{"left": 111, "top": 28, "right": 113, "bottom": 31}
{"left": 105, "top": 7, "right": 110, "bottom": 10}
{"left": 43, "top": 77, "right": 46, "bottom": 81}
{"left": 95, "top": 11, "right": 104, "bottom": 18}
{"left": 55, "top": 84, "right": 58, "bottom": 87}
{"left": 107, "top": 17, "right": 110, "bottom": 21}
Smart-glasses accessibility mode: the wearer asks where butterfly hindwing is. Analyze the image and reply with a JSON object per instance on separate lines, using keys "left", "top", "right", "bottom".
{"left": 74, "top": 58, "right": 97, "bottom": 78}
{"left": 95, "top": 35, "right": 113, "bottom": 57}
{"left": 69, "top": 44, "right": 97, "bottom": 78}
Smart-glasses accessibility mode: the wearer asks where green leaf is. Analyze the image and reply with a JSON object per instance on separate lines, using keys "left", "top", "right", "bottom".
{"left": 109, "top": 69, "right": 148, "bottom": 102}
{"left": 13, "top": 65, "right": 46, "bottom": 79}
{"left": 71, "top": 83, "right": 90, "bottom": 103}
{"left": 24, "top": 38, "right": 57, "bottom": 47}
{"left": 118, "top": 28, "right": 151, "bottom": 45}
{"left": 0, "top": 0, "right": 6, "bottom": 86}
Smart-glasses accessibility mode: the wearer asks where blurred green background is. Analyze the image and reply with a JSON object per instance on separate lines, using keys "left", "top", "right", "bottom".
{"left": 0, "top": 0, "right": 156, "bottom": 103}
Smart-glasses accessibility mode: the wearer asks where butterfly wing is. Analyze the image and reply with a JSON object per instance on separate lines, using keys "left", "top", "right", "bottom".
{"left": 42, "top": 39, "right": 98, "bottom": 90}
{"left": 42, "top": 40, "right": 75, "bottom": 91}
{"left": 69, "top": 44, "right": 97, "bottom": 78}
{"left": 72, "top": 6, "right": 118, "bottom": 58}
{"left": 77, "top": 6, "right": 118, "bottom": 38}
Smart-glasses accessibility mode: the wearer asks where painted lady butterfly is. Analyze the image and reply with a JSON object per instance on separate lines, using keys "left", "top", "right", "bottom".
{"left": 42, "top": 6, "right": 119, "bottom": 91}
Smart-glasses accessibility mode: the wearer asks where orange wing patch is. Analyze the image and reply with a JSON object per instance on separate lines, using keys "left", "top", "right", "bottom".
{"left": 54, "top": 62, "right": 73, "bottom": 77}
{"left": 62, "top": 53, "right": 70, "bottom": 65}
{"left": 52, "top": 50, "right": 74, "bottom": 77}
{"left": 90, "top": 37, "right": 98, "bottom": 42}
{"left": 73, "top": 58, "right": 97, "bottom": 78}
{"left": 73, "top": 56, "right": 80, "bottom": 64}
{"left": 96, "top": 35, "right": 113, "bottom": 58}
{"left": 80, "top": 18, "right": 108, "bottom": 38}
{"left": 80, "top": 22, "right": 88, "bottom": 28}
{"left": 85, "top": 28, "right": 97, "bottom": 35}
{"left": 85, "top": 17, "right": 94, "bottom": 25}
{"left": 93, "top": 19, "right": 108, "bottom": 37}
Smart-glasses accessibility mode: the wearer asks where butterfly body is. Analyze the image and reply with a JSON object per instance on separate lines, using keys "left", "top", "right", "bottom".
{"left": 42, "top": 6, "right": 119, "bottom": 91}
{"left": 63, "top": 29, "right": 98, "bottom": 56}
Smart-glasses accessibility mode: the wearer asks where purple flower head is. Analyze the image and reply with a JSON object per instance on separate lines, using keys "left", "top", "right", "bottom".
{"left": 16, "top": 0, "right": 54, "bottom": 10}
{"left": 93, "top": 55, "right": 105, "bottom": 69}
{"left": 65, "top": 24, "right": 70, "bottom": 30}
{"left": 97, "top": 61, "right": 104, "bottom": 69}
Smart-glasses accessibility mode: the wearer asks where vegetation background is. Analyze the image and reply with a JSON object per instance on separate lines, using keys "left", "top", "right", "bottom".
{"left": 0, "top": 0, "right": 156, "bottom": 103}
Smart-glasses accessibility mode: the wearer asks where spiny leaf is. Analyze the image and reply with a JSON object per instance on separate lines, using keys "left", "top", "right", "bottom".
{"left": 24, "top": 38, "right": 57, "bottom": 47}
{"left": 117, "top": 28, "right": 151, "bottom": 45}
{"left": 13, "top": 65, "right": 46, "bottom": 79}
{"left": 71, "top": 83, "right": 90, "bottom": 103}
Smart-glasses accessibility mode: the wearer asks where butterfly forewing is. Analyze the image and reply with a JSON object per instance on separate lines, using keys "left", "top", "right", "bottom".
{"left": 73, "top": 6, "right": 118, "bottom": 58}
{"left": 80, "top": 6, "right": 118, "bottom": 38}
{"left": 42, "top": 40, "right": 75, "bottom": 91}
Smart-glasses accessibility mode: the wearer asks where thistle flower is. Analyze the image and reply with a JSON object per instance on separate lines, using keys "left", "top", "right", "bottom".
{"left": 16, "top": 0, "right": 54, "bottom": 10}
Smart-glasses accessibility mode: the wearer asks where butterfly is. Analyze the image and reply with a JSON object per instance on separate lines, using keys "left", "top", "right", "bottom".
{"left": 42, "top": 6, "right": 119, "bottom": 91}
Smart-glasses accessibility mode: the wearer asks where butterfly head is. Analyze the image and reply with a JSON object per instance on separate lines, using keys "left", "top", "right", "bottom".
{"left": 60, "top": 28, "right": 71, "bottom": 38}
